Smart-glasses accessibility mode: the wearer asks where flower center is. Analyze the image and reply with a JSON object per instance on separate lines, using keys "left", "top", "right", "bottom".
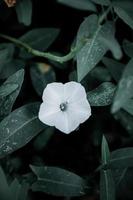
{"left": 60, "top": 102, "right": 68, "bottom": 112}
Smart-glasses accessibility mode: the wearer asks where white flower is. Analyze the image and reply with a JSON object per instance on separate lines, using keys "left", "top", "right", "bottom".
{"left": 38, "top": 81, "right": 91, "bottom": 134}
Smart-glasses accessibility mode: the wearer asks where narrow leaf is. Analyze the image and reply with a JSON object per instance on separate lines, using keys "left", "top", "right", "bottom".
{"left": 101, "top": 135, "right": 110, "bottom": 165}
{"left": 0, "top": 69, "right": 24, "bottom": 120}
{"left": 100, "top": 169, "right": 115, "bottom": 200}
{"left": 30, "top": 165, "right": 89, "bottom": 197}
{"left": 0, "top": 83, "right": 18, "bottom": 98}
{"left": 0, "top": 102, "right": 46, "bottom": 158}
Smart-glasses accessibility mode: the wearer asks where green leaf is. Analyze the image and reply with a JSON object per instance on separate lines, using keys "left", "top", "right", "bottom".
{"left": 57, "top": 0, "right": 97, "bottom": 11}
{"left": 0, "top": 166, "right": 11, "bottom": 200}
{"left": 122, "top": 99, "right": 133, "bottom": 115}
{"left": 0, "top": 102, "right": 46, "bottom": 158}
{"left": 109, "top": 148, "right": 133, "bottom": 169}
{"left": 19, "top": 28, "right": 60, "bottom": 59}
{"left": 112, "top": 58, "right": 133, "bottom": 113}
{"left": 9, "top": 179, "right": 29, "bottom": 200}
{"left": 100, "top": 169, "right": 115, "bottom": 200}
{"left": 30, "top": 165, "right": 89, "bottom": 197}
{"left": 101, "top": 135, "right": 110, "bottom": 165}
{"left": 112, "top": 168, "right": 128, "bottom": 186}
{"left": 91, "top": 0, "right": 111, "bottom": 6}
{"left": 113, "top": 0, "right": 133, "bottom": 29}
{"left": 0, "top": 59, "right": 25, "bottom": 80}
{"left": 99, "top": 32, "right": 122, "bottom": 60}
{"left": 30, "top": 63, "right": 56, "bottom": 96}
{"left": 0, "top": 69, "right": 24, "bottom": 120}
{"left": 77, "top": 15, "right": 115, "bottom": 81}
{"left": 102, "top": 57, "right": 124, "bottom": 82}
{"left": 0, "top": 83, "right": 18, "bottom": 98}
{"left": 0, "top": 43, "right": 14, "bottom": 72}
{"left": 15, "top": 0, "right": 32, "bottom": 26}
{"left": 87, "top": 82, "right": 116, "bottom": 106}
{"left": 10, "top": 179, "right": 21, "bottom": 200}
{"left": 123, "top": 39, "right": 133, "bottom": 58}
{"left": 89, "top": 66, "right": 111, "bottom": 82}
{"left": 114, "top": 110, "right": 133, "bottom": 135}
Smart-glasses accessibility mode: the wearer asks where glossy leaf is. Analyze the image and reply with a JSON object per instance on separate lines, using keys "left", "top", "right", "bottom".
{"left": 15, "top": 0, "right": 32, "bottom": 26}
{"left": 87, "top": 82, "right": 115, "bottom": 106}
{"left": 30, "top": 165, "right": 89, "bottom": 197}
{"left": 0, "top": 69, "right": 24, "bottom": 120}
{"left": 57, "top": 0, "right": 96, "bottom": 11}
{"left": 0, "top": 102, "right": 46, "bottom": 158}
{"left": 19, "top": 28, "right": 60, "bottom": 59}
{"left": 112, "top": 58, "right": 133, "bottom": 113}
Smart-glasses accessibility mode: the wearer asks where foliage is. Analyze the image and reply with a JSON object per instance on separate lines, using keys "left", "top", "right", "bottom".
{"left": 0, "top": 0, "right": 133, "bottom": 200}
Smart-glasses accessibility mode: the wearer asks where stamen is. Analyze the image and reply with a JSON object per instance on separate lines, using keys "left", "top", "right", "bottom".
{"left": 60, "top": 102, "right": 68, "bottom": 111}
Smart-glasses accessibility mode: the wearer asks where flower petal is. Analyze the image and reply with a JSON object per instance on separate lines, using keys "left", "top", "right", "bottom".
{"left": 64, "top": 81, "right": 87, "bottom": 103}
{"left": 38, "top": 102, "right": 60, "bottom": 126}
{"left": 68, "top": 99, "right": 91, "bottom": 123}
{"left": 42, "top": 82, "right": 64, "bottom": 105}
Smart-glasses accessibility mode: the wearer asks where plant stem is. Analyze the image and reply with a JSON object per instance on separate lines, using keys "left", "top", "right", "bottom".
{"left": 0, "top": 7, "right": 111, "bottom": 63}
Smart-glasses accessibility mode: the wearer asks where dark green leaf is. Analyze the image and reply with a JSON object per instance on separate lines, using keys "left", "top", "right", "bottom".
{"left": 123, "top": 39, "right": 133, "bottom": 58}
{"left": 77, "top": 15, "right": 115, "bottom": 81}
{"left": 0, "top": 59, "right": 25, "bottom": 80}
{"left": 100, "top": 33, "right": 122, "bottom": 60}
{"left": 19, "top": 28, "right": 60, "bottom": 59}
{"left": 57, "top": 0, "right": 96, "bottom": 11}
{"left": 0, "top": 83, "right": 18, "bottom": 98}
{"left": 30, "top": 165, "right": 89, "bottom": 197}
{"left": 9, "top": 179, "right": 29, "bottom": 200}
{"left": 112, "top": 58, "right": 133, "bottom": 113}
{"left": 30, "top": 63, "right": 56, "bottom": 96}
{"left": 0, "top": 69, "right": 24, "bottom": 120}
{"left": 109, "top": 147, "right": 133, "bottom": 168}
{"left": 113, "top": 0, "right": 133, "bottom": 29}
{"left": 0, "top": 43, "right": 14, "bottom": 72}
{"left": 0, "top": 102, "right": 46, "bottom": 158}
{"left": 114, "top": 109, "right": 133, "bottom": 135}
{"left": 102, "top": 57, "right": 124, "bottom": 82}
{"left": 0, "top": 166, "right": 11, "bottom": 200}
{"left": 101, "top": 135, "right": 110, "bottom": 165}
{"left": 123, "top": 99, "right": 133, "bottom": 115}
{"left": 91, "top": 0, "right": 111, "bottom": 6}
{"left": 100, "top": 169, "right": 115, "bottom": 200}
{"left": 87, "top": 82, "right": 115, "bottom": 106}
{"left": 15, "top": 0, "right": 32, "bottom": 26}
